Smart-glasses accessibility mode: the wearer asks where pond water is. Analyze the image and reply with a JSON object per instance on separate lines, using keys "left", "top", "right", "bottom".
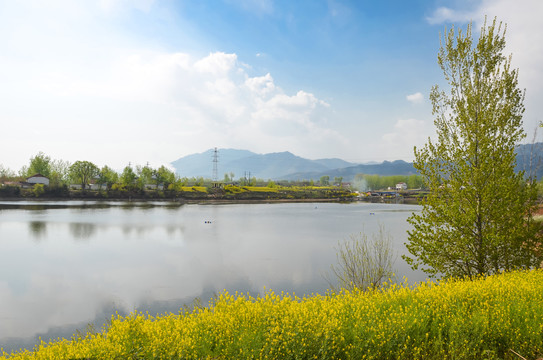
{"left": 0, "top": 200, "right": 426, "bottom": 352}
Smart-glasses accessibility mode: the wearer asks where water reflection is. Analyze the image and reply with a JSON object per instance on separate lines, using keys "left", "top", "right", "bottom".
{"left": 69, "top": 222, "right": 97, "bottom": 240}
{"left": 28, "top": 221, "right": 47, "bottom": 239}
{"left": 0, "top": 201, "right": 425, "bottom": 354}
{"left": 165, "top": 225, "right": 185, "bottom": 238}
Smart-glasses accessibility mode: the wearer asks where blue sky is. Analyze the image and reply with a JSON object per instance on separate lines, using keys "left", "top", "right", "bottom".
{"left": 0, "top": 0, "right": 541, "bottom": 172}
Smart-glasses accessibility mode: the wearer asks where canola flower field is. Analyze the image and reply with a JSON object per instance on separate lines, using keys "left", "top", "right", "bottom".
{"left": 2, "top": 270, "right": 543, "bottom": 360}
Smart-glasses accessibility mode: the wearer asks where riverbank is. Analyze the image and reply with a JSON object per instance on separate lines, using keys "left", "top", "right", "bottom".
{"left": 0, "top": 184, "right": 361, "bottom": 202}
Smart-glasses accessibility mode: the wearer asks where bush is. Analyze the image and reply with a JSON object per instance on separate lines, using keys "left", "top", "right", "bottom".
{"left": 329, "top": 224, "right": 396, "bottom": 291}
{"left": 32, "top": 183, "right": 45, "bottom": 197}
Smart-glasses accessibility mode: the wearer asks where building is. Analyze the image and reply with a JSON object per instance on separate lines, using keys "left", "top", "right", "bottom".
{"left": 26, "top": 174, "right": 50, "bottom": 186}
{"left": 395, "top": 182, "right": 407, "bottom": 191}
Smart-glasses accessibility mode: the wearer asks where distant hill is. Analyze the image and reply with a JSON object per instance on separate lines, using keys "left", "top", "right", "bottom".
{"left": 170, "top": 149, "right": 358, "bottom": 180}
{"left": 515, "top": 142, "right": 543, "bottom": 179}
{"left": 281, "top": 160, "right": 417, "bottom": 181}
{"left": 171, "top": 149, "right": 255, "bottom": 179}
{"left": 171, "top": 143, "right": 543, "bottom": 181}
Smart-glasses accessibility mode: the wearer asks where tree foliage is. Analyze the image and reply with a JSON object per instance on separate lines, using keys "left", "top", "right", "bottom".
{"left": 69, "top": 161, "right": 99, "bottom": 190}
{"left": 98, "top": 166, "right": 119, "bottom": 190}
{"left": 26, "top": 152, "right": 51, "bottom": 177}
{"left": 32, "top": 183, "right": 45, "bottom": 197}
{"left": 136, "top": 165, "right": 153, "bottom": 190}
{"left": 319, "top": 175, "right": 330, "bottom": 186}
{"left": 404, "top": 19, "right": 542, "bottom": 278}
{"left": 49, "top": 159, "right": 71, "bottom": 189}
{"left": 0, "top": 164, "right": 15, "bottom": 180}
{"left": 156, "top": 166, "right": 176, "bottom": 189}
{"left": 120, "top": 166, "right": 137, "bottom": 188}
{"left": 354, "top": 174, "right": 423, "bottom": 191}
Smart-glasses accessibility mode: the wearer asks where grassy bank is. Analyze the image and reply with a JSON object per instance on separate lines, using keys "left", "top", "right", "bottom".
{"left": 3, "top": 270, "right": 543, "bottom": 359}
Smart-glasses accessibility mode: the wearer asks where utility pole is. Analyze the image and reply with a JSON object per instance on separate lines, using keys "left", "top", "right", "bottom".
{"left": 244, "top": 171, "right": 251, "bottom": 185}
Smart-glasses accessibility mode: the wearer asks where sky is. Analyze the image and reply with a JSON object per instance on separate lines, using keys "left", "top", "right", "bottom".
{"left": 0, "top": 0, "right": 542, "bottom": 172}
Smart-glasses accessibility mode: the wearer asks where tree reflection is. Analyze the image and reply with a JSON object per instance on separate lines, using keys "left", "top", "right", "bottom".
{"left": 28, "top": 221, "right": 47, "bottom": 240}
{"left": 69, "top": 222, "right": 97, "bottom": 240}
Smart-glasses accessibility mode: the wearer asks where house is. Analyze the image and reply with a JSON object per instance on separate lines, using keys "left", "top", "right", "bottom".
{"left": 90, "top": 183, "right": 108, "bottom": 191}
{"left": 396, "top": 182, "right": 407, "bottom": 191}
{"left": 26, "top": 174, "right": 50, "bottom": 186}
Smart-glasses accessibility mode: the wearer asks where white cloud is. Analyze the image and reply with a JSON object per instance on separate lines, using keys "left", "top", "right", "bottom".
{"left": 406, "top": 92, "right": 424, "bottom": 104}
{"left": 426, "top": 7, "right": 473, "bottom": 25}
{"left": 99, "top": 0, "right": 156, "bottom": 14}
{"left": 245, "top": 73, "right": 276, "bottom": 96}
{"left": 0, "top": 3, "right": 344, "bottom": 171}
{"left": 0, "top": 1, "right": 355, "bottom": 170}
{"left": 379, "top": 119, "right": 432, "bottom": 160}
{"left": 194, "top": 52, "right": 238, "bottom": 75}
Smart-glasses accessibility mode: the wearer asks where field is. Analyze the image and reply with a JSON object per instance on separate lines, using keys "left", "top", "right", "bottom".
{"left": 3, "top": 270, "right": 542, "bottom": 360}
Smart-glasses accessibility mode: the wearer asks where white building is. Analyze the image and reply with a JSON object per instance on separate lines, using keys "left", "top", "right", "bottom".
{"left": 26, "top": 174, "right": 50, "bottom": 186}
{"left": 395, "top": 182, "right": 407, "bottom": 191}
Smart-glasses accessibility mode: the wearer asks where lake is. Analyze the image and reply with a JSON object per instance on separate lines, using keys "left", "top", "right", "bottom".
{"left": 0, "top": 200, "right": 425, "bottom": 352}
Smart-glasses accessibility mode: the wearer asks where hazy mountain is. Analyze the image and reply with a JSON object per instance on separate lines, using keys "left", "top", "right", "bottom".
{"left": 281, "top": 160, "right": 417, "bottom": 181}
{"left": 171, "top": 143, "right": 543, "bottom": 181}
{"left": 171, "top": 149, "right": 254, "bottom": 178}
{"left": 170, "top": 149, "right": 358, "bottom": 180}
{"left": 515, "top": 142, "right": 543, "bottom": 179}
{"left": 311, "top": 158, "right": 357, "bottom": 169}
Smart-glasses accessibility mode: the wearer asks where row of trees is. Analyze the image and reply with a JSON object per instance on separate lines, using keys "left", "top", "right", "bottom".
{"left": 354, "top": 174, "right": 424, "bottom": 191}
{"left": 0, "top": 153, "right": 350, "bottom": 191}
{"left": 0, "top": 152, "right": 180, "bottom": 191}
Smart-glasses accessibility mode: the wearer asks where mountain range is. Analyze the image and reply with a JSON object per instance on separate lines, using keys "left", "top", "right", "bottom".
{"left": 171, "top": 149, "right": 416, "bottom": 181}
{"left": 171, "top": 143, "right": 543, "bottom": 182}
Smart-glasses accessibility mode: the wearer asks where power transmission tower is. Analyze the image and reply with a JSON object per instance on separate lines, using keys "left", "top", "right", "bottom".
{"left": 212, "top": 147, "right": 220, "bottom": 188}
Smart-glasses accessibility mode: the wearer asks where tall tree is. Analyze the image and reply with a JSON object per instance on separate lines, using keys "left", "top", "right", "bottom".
{"left": 97, "top": 166, "right": 119, "bottom": 190}
{"left": 26, "top": 152, "right": 51, "bottom": 177}
{"left": 136, "top": 165, "right": 153, "bottom": 190}
{"left": 0, "top": 164, "right": 15, "bottom": 180}
{"left": 156, "top": 166, "right": 175, "bottom": 189}
{"left": 404, "top": 19, "right": 542, "bottom": 278}
{"left": 319, "top": 175, "right": 330, "bottom": 186}
{"left": 120, "top": 166, "right": 137, "bottom": 188}
{"left": 69, "top": 161, "right": 99, "bottom": 190}
{"left": 49, "top": 159, "right": 71, "bottom": 188}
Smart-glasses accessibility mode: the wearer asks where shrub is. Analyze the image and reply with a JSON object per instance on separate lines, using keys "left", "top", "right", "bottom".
{"left": 328, "top": 224, "right": 396, "bottom": 291}
{"left": 32, "top": 183, "right": 45, "bottom": 197}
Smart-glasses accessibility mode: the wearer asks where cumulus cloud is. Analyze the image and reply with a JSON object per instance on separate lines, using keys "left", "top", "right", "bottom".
{"left": 98, "top": 51, "right": 341, "bottom": 160}
{"left": 0, "top": 1, "right": 344, "bottom": 171}
{"left": 245, "top": 73, "right": 276, "bottom": 96}
{"left": 406, "top": 92, "right": 424, "bottom": 104}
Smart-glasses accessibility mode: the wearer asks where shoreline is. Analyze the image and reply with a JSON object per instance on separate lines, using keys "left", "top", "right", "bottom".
{"left": 0, "top": 197, "right": 420, "bottom": 207}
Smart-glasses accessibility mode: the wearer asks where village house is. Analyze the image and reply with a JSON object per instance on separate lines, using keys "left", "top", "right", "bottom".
{"left": 396, "top": 182, "right": 407, "bottom": 191}
{"left": 26, "top": 174, "right": 50, "bottom": 186}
